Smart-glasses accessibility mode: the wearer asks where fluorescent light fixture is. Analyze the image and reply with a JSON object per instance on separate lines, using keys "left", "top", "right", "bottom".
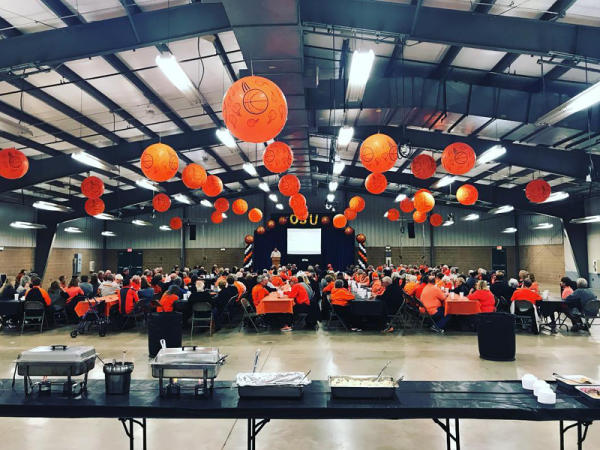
{"left": 570, "top": 215, "right": 600, "bottom": 224}
{"left": 159, "top": 225, "right": 171, "bottom": 231}
{"left": 173, "top": 193, "right": 193, "bottom": 204}
{"left": 532, "top": 222, "right": 554, "bottom": 230}
{"left": 442, "top": 219, "right": 454, "bottom": 227}
{"left": 395, "top": 193, "right": 407, "bottom": 202}
{"left": 326, "top": 193, "right": 335, "bottom": 202}
{"left": 135, "top": 178, "right": 160, "bottom": 191}
{"left": 222, "top": 213, "right": 228, "bottom": 219}
{"left": 490, "top": 205, "right": 514, "bottom": 214}
{"left": 132, "top": 219, "right": 152, "bottom": 226}
{"left": 536, "top": 79, "right": 600, "bottom": 126}
{"left": 383, "top": 211, "right": 389, "bottom": 218}
{"left": 200, "top": 199, "right": 213, "bottom": 207}
{"left": 71, "top": 151, "right": 118, "bottom": 172}
{"left": 155, "top": 52, "right": 202, "bottom": 104}
{"left": 64, "top": 226, "right": 82, "bottom": 233}
{"left": 463, "top": 213, "right": 480, "bottom": 221}
{"left": 542, "top": 191, "right": 569, "bottom": 203}
{"left": 10, "top": 221, "right": 46, "bottom": 229}
{"left": 478, "top": 145, "right": 506, "bottom": 165}
{"left": 258, "top": 182, "right": 270, "bottom": 192}
{"left": 347, "top": 49, "right": 375, "bottom": 102}
{"left": 243, "top": 162, "right": 258, "bottom": 177}
{"left": 268, "top": 193, "right": 278, "bottom": 202}
{"left": 328, "top": 181, "right": 338, "bottom": 192}
{"left": 337, "top": 126, "right": 354, "bottom": 146}
{"left": 502, "top": 227, "right": 518, "bottom": 233}
{"left": 93, "top": 213, "right": 117, "bottom": 220}
{"left": 101, "top": 231, "right": 116, "bottom": 237}
{"left": 275, "top": 203, "right": 284, "bottom": 210}
{"left": 216, "top": 128, "right": 236, "bottom": 148}
{"left": 32, "top": 201, "right": 72, "bottom": 212}
{"left": 332, "top": 155, "right": 346, "bottom": 175}
{"left": 433, "top": 175, "right": 457, "bottom": 188}
{"left": 0, "top": 116, "right": 33, "bottom": 136}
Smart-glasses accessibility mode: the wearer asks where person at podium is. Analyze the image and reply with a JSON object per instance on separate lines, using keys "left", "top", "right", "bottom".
{"left": 270, "top": 247, "right": 282, "bottom": 269}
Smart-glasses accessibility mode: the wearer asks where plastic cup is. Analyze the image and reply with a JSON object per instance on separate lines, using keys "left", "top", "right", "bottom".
{"left": 459, "top": 292, "right": 464, "bottom": 298}
{"left": 533, "top": 380, "right": 549, "bottom": 396}
{"left": 522, "top": 373, "right": 537, "bottom": 390}
{"left": 537, "top": 389, "right": 556, "bottom": 404}
{"left": 14, "top": 294, "right": 19, "bottom": 300}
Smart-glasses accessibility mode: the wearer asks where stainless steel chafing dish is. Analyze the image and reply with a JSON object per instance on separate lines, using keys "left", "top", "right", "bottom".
{"left": 329, "top": 375, "right": 398, "bottom": 399}
{"left": 236, "top": 372, "right": 311, "bottom": 398}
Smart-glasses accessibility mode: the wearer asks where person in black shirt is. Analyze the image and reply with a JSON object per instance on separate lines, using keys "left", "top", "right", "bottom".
{"left": 490, "top": 271, "right": 514, "bottom": 301}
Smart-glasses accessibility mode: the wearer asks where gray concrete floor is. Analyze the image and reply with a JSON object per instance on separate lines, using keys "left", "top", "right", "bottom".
{"left": 0, "top": 321, "right": 599, "bottom": 449}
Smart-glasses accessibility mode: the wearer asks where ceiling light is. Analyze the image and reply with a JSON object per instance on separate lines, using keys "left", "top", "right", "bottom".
{"left": 542, "top": 191, "right": 569, "bottom": 203}
{"left": 463, "top": 213, "right": 480, "bottom": 221}
{"left": 216, "top": 128, "right": 236, "bottom": 148}
{"left": 332, "top": 155, "right": 346, "bottom": 175}
{"left": 268, "top": 193, "right": 278, "bottom": 202}
{"left": 347, "top": 49, "right": 375, "bottom": 102}
{"left": 10, "top": 221, "right": 46, "bottom": 229}
{"left": 258, "top": 182, "right": 270, "bottom": 192}
{"left": 93, "top": 213, "right": 117, "bottom": 220}
{"left": 383, "top": 211, "right": 389, "bottom": 218}
{"left": 478, "top": 145, "right": 506, "bottom": 165}
{"left": 222, "top": 213, "right": 228, "bottom": 219}
{"left": 101, "top": 231, "right": 116, "bottom": 237}
{"left": 442, "top": 219, "right": 454, "bottom": 227}
{"left": 395, "top": 193, "right": 407, "bottom": 202}
{"left": 32, "top": 201, "right": 72, "bottom": 212}
{"left": 0, "top": 116, "right": 33, "bottom": 136}
{"left": 132, "top": 219, "right": 152, "bottom": 226}
{"left": 337, "top": 126, "right": 354, "bottom": 146}
{"left": 159, "top": 225, "right": 171, "bottom": 231}
{"left": 275, "top": 203, "right": 284, "bottom": 210}
{"left": 536, "top": 79, "right": 600, "bottom": 126}
{"left": 502, "top": 227, "right": 517, "bottom": 233}
{"left": 64, "top": 226, "right": 82, "bottom": 233}
{"left": 243, "top": 162, "right": 258, "bottom": 177}
{"left": 571, "top": 215, "right": 600, "bottom": 224}
{"left": 326, "top": 193, "right": 335, "bottom": 202}
{"left": 328, "top": 181, "right": 338, "bottom": 192}
{"left": 135, "top": 178, "right": 160, "bottom": 191}
{"left": 155, "top": 52, "right": 202, "bottom": 104}
{"left": 532, "top": 222, "right": 553, "bottom": 230}
{"left": 173, "top": 193, "right": 193, "bottom": 204}
{"left": 490, "top": 205, "right": 514, "bottom": 214}
{"left": 433, "top": 175, "right": 457, "bottom": 188}
{"left": 200, "top": 199, "right": 213, "bottom": 207}
{"left": 71, "top": 151, "right": 118, "bottom": 172}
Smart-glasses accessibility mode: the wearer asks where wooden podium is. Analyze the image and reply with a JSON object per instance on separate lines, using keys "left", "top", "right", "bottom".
{"left": 271, "top": 256, "right": 281, "bottom": 268}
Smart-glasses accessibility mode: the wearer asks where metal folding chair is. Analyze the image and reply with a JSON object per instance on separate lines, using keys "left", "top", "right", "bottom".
{"left": 413, "top": 297, "right": 444, "bottom": 333}
{"left": 385, "top": 296, "right": 407, "bottom": 331}
{"left": 323, "top": 295, "right": 349, "bottom": 331}
{"left": 513, "top": 300, "right": 534, "bottom": 331}
{"left": 582, "top": 299, "right": 600, "bottom": 334}
{"left": 190, "top": 301, "right": 213, "bottom": 338}
{"left": 239, "top": 298, "right": 261, "bottom": 333}
{"left": 21, "top": 300, "right": 46, "bottom": 334}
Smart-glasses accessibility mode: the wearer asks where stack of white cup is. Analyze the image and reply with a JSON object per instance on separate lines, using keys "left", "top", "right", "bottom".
{"left": 522, "top": 374, "right": 557, "bottom": 404}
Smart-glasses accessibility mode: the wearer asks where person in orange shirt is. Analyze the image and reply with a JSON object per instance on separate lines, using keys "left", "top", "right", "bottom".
{"left": 24, "top": 277, "right": 52, "bottom": 306}
{"left": 182, "top": 272, "right": 191, "bottom": 286}
{"left": 234, "top": 279, "right": 246, "bottom": 300}
{"left": 330, "top": 280, "right": 355, "bottom": 307}
{"left": 420, "top": 276, "right": 449, "bottom": 330}
{"left": 510, "top": 279, "right": 542, "bottom": 304}
{"left": 322, "top": 275, "right": 335, "bottom": 294}
{"left": 371, "top": 273, "right": 385, "bottom": 296}
{"left": 251, "top": 276, "right": 271, "bottom": 308}
{"left": 64, "top": 277, "right": 85, "bottom": 304}
{"left": 528, "top": 274, "right": 539, "bottom": 294}
{"left": 353, "top": 270, "right": 369, "bottom": 286}
{"left": 403, "top": 275, "right": 418, "bottom": 296}
{"left": 270, "top": 273, "right": 284, "bottom": 287}
{"left": 414, "top": 279, "right": 427, "bottom": 300}
{"left": 157, "top": 285, "right": 179, "bottom": 312}
{"left": 118, "top": 279, "right": 140, "bottom": 314}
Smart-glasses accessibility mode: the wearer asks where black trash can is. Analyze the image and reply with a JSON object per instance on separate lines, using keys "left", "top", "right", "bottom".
{"left": 104, "top": 362, "right": 134, "bottom": 395}
{"left": 477, "top": 312, "right": 516, "bottom": 361}
{"left": 148, "top": 312, "right": 182, "bottom": 357}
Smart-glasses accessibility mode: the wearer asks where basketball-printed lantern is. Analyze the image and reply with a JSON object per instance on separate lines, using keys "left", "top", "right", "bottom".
{"left": 289, "top": 193, "right": 306, "bottom": 210}
{"left": 169, "top": 217, "right": 183, "bottom": 230}
{"left": 80, "top": 176, "right": 104, "bottom": 199}
{"left": 356, "top": 233, "right": 366, "bottom": 243}
{"left": 430, "top": 213, "right": 443, "bottom": 227}
{"left": 333, "top": 214, "right": 347, "bottom": 229}
{"left": 411, "top": 154, "right": 437, "bottom": 180}
{"left": 414, "top": 190, "right": 435, "bottom": 213}
{"left": 400, "top": 198, "right": 414, "bottom": 213}
{"left": 344, "top": 226, "right": 354, "bottom": 235}
{"left": 232, "top": 199, "right": 248, "bottom": 215}
{"left": 365, "top": 172, "right": 387, "bottom": 194}
{"left": 344, "top": 207, "right": 357, "bottom": 221}
{"left": 321, "top": 216, "right": 330, "bottom": 226}
{"left": 349, "top": 195, "right": 365, "bottom": 212}
{"left": 456, "top": 184, "right": 479, "bottom": 206}
{"left": 267, "top": 219, "right": 276, "bottom": 229}
{"left": 152, "top": 193, "right": 171, "bottom": 212}
{"left": 248, "top": 208, "right": 263, "bottom": 223}
{"left": 214, "top": 197, "right": 229, "bottom": 212}
{"left": 222, "top": 76, "right": 288, "bottom": 143}
{"left": 244, "top": 234, "right": 254, "bottom": 244}
{"left": 85, "top": 198, "right": 105, "bottom": 216}
{"left": 211, "top": 211, "right": 223, "bottom": 224}
{"left": 525, "top": 179, "right": 551, "bottom": 203}
{"left": 441, "top": 142, "right": 476, "bottom": 175}
{"left": 256, "top": 226, "right": 266, "bottom": 235}
{"left": 359, "top": 133, "right": 397, "bottom": 173}
{"left": 140, "top": 143, "right": 179, "bottom": 182}
{"left": 387, "top": 208, "right": 400, "bottom": 221}
{"left": 278, "top": 216, "right": 288, "bottom": 226}
{"left": 202, "top": 175, "right": 223, "bottom": 197}
{"left": 182, "top": 163, "right": 207, "bottom": 189}
{"left": 413, "top": 210, "right": 427, "bottom": 223}
{"left": 0, "top": 148, "right": 29, "bottom": 179}
{"left": 263, "top": 141, "right": 293, "bottom": 174}
{"left": 278, "top": 174, "right": 300, "bottom": 196}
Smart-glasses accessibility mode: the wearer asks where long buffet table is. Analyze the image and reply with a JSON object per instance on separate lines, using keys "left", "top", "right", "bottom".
{"left": 0, "top": 379, "right": 597, "bottom": 450}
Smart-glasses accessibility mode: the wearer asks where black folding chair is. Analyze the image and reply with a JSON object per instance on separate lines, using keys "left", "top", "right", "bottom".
{"left": 582, "top": 299, "right": 600, "bottom": 334}
{"left": 413, "top": 297, "right": 444, "bottom": 333}
{"left": 21, "top": 300, "right": 46, "bottom": 334}
{"left": 513, "top": 300, "right": 535, "bottom": 332}
{"left": 239, "top": 298, "right": 261, "bottom": 333}
{"left": 323, "top": 294, "right": 349, "bottom": 331}
{"left": 385, "top": 296, "right": 407, "bottom": 331}
{"left": 190, "top": 301, "right": 213, "bottom": 338}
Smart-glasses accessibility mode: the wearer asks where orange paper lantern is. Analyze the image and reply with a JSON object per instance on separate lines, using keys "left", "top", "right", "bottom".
{"left": 222, "top": 75, "right": 288, "bottom": 143}
{"left": 140, "top": 143, "right": 179, "bottom": 182}
{"left": 296, "top": 209, "right": 309, "bottom": 221}
{"left": 80, "top": 176, "right": 104, "bottom": 199}
{"left": 349, "top": 195, "right": 366, "bottom": 212}
{"left": 430, "top": 213, "right": 443, "bottom": 227}
{"left": 263, "top": 141, "right": 293, "bottom": 173}
{"left": 400, "top": 198, "right": 414, "bottom": 213}
{"left": 244, "top": 234, "right": 254, "bottom": 244}
{"left": 333, "top": 214, "right": 347, "bottom": 229}
{"left": 152, "top": 193, "right": 171, "bottom": 212}
{"left": 267, "top": 219, "right": 276, "bottom": 229}
{"left": 169, "top": 216, "right": 183, "bottom": 230}
{"left": 411, "top": 154, "right": 437, "bottom": 179}
{"left": 289, "top": 193, "right": 306, "bottom": 210}
{"left": 359, "top": 133, "right": 397, "bottom": 173}
{"left": 278, "top": 216, "right": 288, "bottom": 225}
{"left": 413, "top": 210, "right": 427, "bottom": 223}
{"left": 248, "top": 208, "right": 263, "bottom": 223}
{"left": 256, "top": 226, "right": 266, "bottom": 235}
{"left": 456, "top": 184, "right": 479, "bottom": 206}
{"left": 525, "top": 179, "right": 551, "bottom": 203}
{"left": 85, "top": 198, "right": 105, "bottom": 216}
{"left": 321, "top": 216, "right": 330, "bottom": 226}
{"left": 344, "top": 226, "right": 354, "bottom": 235}
{"left": 214, "top": 197, "right": 230, "bottom": 212}
{"left": 365, "top": 172, "right": 387, "bottom": 194}
{"left": 414, "top": 191, "right": 435, "bottom": 213}
{"left": 356, "top": 233, "right": 366, "bottom": 243}
{"left": 232, "top": 199, "right": 248, "bottom": 215}
{"left": 202, "top": 175, "right": 223, "bottom": 197}
{"left": 278, "top": 174, "right": 300, "bottom": 196}
{"left": 182, "top": 163, "right": 207, "bottom": 189}
{"left": 211, "top": 211, "right": 223, "bottom": 224}
{"left": 387, "top": 208, "right": 400, "bottom": 221}
{"left": 344, "top": 207, "right": 357, "bottom": 221}
{"left": 0, "top": 148, "right": 29, "bottom": 179}
{"left": 441, "top": 142, "right": 476, "bottom": 175}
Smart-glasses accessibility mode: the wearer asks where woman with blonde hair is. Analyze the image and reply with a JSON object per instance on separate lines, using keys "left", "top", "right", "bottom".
{"left": 467, "top": 280, "right": 496, "bottom": 313}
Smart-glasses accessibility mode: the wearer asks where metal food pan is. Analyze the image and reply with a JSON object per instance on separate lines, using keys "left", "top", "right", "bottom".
{"left": 238, "top": 385, "right": 304, "bottom": 399}
{"left": 329, "top": 376, "right": 397, "bottom": 399}
{"left": 575, "top": 385, "right": 600, "bottom": 406}
{"left": 151, "top": 363, "right": 221, "bottom": 379}
{"left": 554, "top": 375, "right": 595, "bottom": 392}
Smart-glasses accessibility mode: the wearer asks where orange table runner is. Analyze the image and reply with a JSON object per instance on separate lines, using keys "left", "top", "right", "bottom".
{"left": 444, "top": 298, "right": 481, "bottom": 316}
{"left": 74, "top": 295, "right": 119, "bottom": 317}
{"left": 256, "top": 293, "right": 294, "bottom": 315}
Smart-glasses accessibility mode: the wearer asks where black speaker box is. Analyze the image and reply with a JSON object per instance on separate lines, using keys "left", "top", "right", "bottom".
{"left": 408, "top": 222, "right": 415, "bottom": 239}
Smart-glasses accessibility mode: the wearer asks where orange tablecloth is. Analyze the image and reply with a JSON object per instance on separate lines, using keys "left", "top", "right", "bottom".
{"left": 445, "top": 298, "right": 481, "bottom": 316}
{"left": 256, "top": 293, "right": 294, "bottom": 315}
{"left": 74, "top": 295, "right": 119, "bottom": 317}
